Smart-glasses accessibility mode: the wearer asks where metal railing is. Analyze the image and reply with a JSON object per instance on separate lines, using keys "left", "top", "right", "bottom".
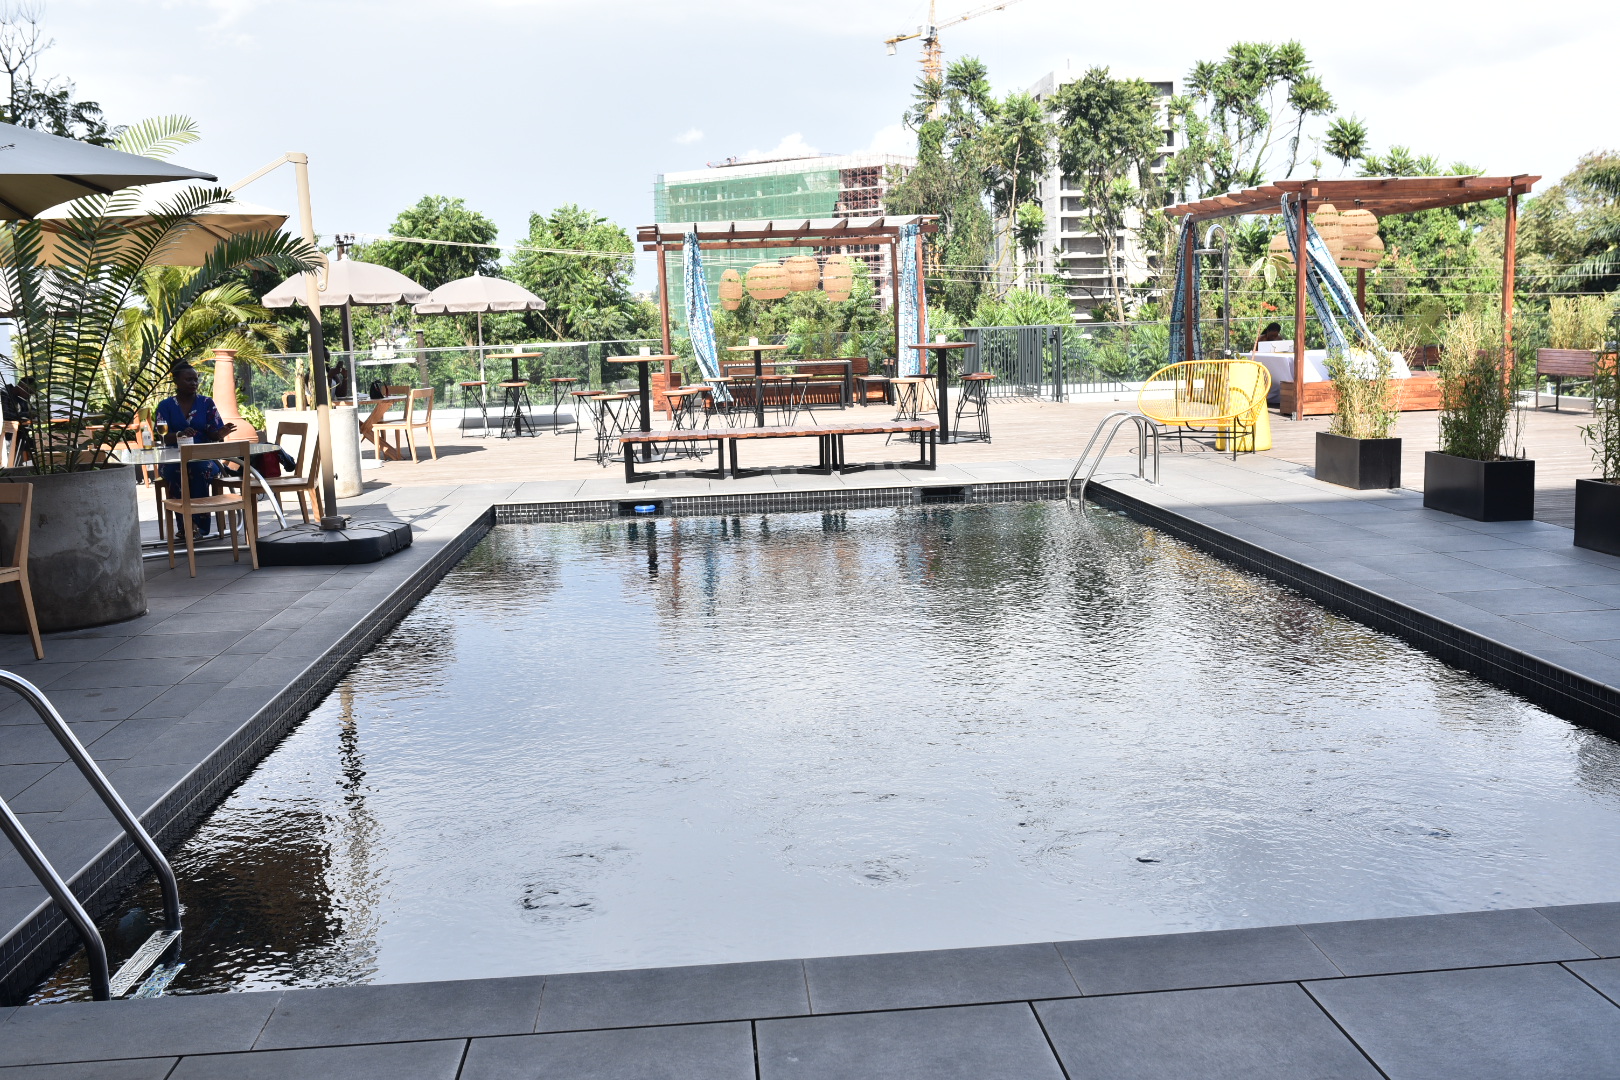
{"left": 0, "top": 671, "right": 183, "bottom": 1000}
{"left": 1067, "top": 411, "right": 1162, "bottom": 503}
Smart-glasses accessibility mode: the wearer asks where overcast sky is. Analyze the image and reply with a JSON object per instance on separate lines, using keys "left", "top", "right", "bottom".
{"left": 50, "top": 0, "right": 1619, "bottom": 288}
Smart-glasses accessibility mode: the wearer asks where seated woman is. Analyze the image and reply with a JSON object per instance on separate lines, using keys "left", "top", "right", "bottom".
{"left": 156, "top": 363, "right": 236, "bottom": 537}
{"left": 1254, "top": 323, "right": 1285, "bottom": 404}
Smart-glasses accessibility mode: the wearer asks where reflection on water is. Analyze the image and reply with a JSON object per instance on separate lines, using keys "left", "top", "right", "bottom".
{"left": 32, "top": 503, "right": 1620, "bottom": 1000}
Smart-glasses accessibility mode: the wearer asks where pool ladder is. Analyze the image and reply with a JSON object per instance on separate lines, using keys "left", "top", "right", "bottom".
{"left": 0, "top": 670, "right": 184, "bottom": 1000}
{"left": 1067, "top": 411, "right": 1163, "bottom": 503}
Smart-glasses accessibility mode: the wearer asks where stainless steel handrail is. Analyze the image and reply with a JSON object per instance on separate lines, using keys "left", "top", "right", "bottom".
{"left": 0, "top": 671, "right": 182, "bottom": 1000}
{"left": 1066, "top": 411, "right": 1162, "bottom": 503}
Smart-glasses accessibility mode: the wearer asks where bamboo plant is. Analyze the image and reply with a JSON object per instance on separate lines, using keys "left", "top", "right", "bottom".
{"left": 1437, "top": 308, "right": 1521, "bottom": 462}
{"left": 0, "top": 116, "right": 319, "bottom": 472}
{"left": 1324, "top": 345, "right": 1397, "bottom": 440}
{"left": 1580, "top": 311, "right": 1620, "bottom": 482}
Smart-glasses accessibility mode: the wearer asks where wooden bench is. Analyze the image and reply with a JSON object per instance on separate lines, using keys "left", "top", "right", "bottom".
{"left": 1536, "top": 348, "right": 1598, "bottom": 410}
{"left": 620, "top": 420, "right": 938, "bottom": 483}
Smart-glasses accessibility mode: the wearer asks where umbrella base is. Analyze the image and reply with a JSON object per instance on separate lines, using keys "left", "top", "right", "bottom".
{"left": 257, "top": 519, "right": 412, "bottom": 566}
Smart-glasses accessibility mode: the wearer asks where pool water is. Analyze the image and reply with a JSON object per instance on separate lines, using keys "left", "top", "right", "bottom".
{"left": 33, "top": 503, "right": 1620, "bottom": 999}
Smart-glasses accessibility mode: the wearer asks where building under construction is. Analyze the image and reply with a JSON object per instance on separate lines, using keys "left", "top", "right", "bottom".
{"left": 652, "top": 151, "right": 915, "bottom": 320}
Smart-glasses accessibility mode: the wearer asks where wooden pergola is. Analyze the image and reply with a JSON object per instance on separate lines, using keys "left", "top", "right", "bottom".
{"left": 636, "top": 215, "right": 941, "bottom": 357}
{"left": 1164, "top": 175, "right": 1538, "bottom": 420}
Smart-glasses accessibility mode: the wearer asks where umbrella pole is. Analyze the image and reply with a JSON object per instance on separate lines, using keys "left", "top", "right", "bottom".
{"left": 290, "top": 153, "right": 343, "bottom": 530}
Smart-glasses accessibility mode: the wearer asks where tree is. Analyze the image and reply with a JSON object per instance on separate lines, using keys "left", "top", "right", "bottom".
{"left": 1168, "top": 41, "right": 1337, "bottom": 198}
{"left": 362, "top": 195, "right": 499, "bottom": 289}
{"left": 0, "top": 2, "right": 113, "bottom": 143}
{"left": 1049, "top": 67, "right": 1163, "bottom": 323}
{"left": 508, "top": 205, "right": 651, "bottom": 342}
{"left": 886, "top": 58, "right": 1001, "bottom": 321}
{"left": 984, "top": 91, "right": 1053, "bottom": 288}
{"left": 1520, "top": 152, "right": 1620, "bottom": 294}
{"left": 1323, "top": 116, "right": 1368, "bottom": 174}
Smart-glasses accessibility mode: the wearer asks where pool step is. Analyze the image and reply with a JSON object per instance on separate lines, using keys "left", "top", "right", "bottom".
{"left": 110, "top": 930, "right": 182, "bottom": 999}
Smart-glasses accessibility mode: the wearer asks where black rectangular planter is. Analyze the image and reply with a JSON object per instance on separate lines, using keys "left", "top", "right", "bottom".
{"left": 1575, "top": 478, "right": 1620, "bottom": 555}
{"left": 1316, "top": 432, "right": 1402, "bottom": 490}
{"left": 1422, "top": 451, "right": 1535, "bottom": 521}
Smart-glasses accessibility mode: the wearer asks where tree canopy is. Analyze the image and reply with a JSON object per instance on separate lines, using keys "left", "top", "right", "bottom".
{"left": 508, "top": 204, "right": 653, "bottom": 342}
{"left": 362, "top": 195, "right": 500, "bottom": 289}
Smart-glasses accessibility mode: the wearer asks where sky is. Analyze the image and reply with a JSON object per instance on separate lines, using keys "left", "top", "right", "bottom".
{"left": 47, "top": 0, "right": 1620, "bottom": 289}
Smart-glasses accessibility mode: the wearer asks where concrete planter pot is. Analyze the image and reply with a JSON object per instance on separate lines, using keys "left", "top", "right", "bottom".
{"left": 1422, "top": 451, "right": 1535, "bottom": 522}
{"left": 1574, "top": 478, "right": 1620, "bottom": 556}
{"left": 0, "top": 464, "right": 145, "bottom": 632}
{"left": 1316, "top": 432, "right": 1402, "bottom": 490}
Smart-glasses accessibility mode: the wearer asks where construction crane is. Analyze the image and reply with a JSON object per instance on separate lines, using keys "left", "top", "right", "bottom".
{"left": 884, "top": 0, "right": 1028, "bottom": 83}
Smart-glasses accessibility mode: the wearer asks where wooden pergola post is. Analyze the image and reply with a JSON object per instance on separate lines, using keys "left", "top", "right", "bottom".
{"left": 656, "top": 243, "right": 672, "bottom": 356}
{"left": 1293, "top": 195, "right": 1309, "bottom": 421}
{"left": 1503, "top": 187, "right": 1519, "bottom": 382}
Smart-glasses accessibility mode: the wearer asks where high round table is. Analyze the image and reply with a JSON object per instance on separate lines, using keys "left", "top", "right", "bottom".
{"left": 607, "top": 353, "right": 679, "bottom": 462}
{"left": 725, "top": 343, "right": 789, "bottom": 427}
{"left": 909, "top": 341, "right": 975, "bottom": 443}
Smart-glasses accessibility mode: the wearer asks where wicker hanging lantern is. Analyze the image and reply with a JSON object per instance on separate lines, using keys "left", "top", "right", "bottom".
{"left": 746, "top": 261, "right": 788, "bottom": 301}
{"left": 1339, "top": 233, "right": 1386, "bottom": 270}
{"left": 718, "top": 268, "right": 743, "bottom": 311}
{"left": 820, "top": 255, "right": 853, "bottom": 302}
{"left": 784, "top": 254, "right": 819, "bottom": 292}
{"left": 1311, "top": 203, "right": 1344, "bottom": 259}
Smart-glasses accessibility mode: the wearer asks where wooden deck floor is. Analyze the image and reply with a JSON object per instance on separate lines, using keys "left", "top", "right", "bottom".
{"left": 358, "top": 397, "right": 1601, "bottom": 526}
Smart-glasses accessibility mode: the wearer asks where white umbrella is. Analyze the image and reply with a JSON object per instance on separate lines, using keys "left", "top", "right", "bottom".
{"left": 264, "top": 254, "right": 429, "bottom": 401}
{"left": 262, "top": 254, "right": 429, "bottom": 309}
{"left": 413, "top": 272, "right": 545, "bottom": 354}
{"left": 34, "top": 181, "right": 288, "bottom": 267}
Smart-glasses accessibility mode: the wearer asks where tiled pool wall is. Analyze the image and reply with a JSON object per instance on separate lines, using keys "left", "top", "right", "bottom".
{"left": 6, "top": 471, "right": 1618, "bottom": 1002}
{"left": 0, "top": 513, "right": 495, "bottom": 1004}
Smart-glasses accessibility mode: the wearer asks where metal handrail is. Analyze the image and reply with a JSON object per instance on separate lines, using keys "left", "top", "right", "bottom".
{"left": 1066, "top": 411, "right": 1162, "bottom": 503}
{"left": 0, "top": 671, "right": 182, "bottom": 1000}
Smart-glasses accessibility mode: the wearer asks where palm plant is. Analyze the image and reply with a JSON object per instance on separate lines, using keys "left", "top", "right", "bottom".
{"left": 0, "top": 116, "right": 319, "bottom": 472}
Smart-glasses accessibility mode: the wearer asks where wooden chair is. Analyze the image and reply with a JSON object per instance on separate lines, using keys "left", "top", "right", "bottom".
{"left": 0, "top": 483, "right": 43, "bottom": 659}
{"left": 371, "top": 387, "right": 437, "bottom": 463}
{"left": 1, "top": 419, "right": 17, "bottom": 468}
{"left": 161, "top": 441, "right": 259, "bottom": 577}
{"left": 219, "top": 422, "right": 324, "bottom": 525}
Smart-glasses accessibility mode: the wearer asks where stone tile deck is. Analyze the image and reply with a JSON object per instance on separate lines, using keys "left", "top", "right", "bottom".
{"left": 3, "top": 444, "right": 1620, "bottom": 1069}
{"left": 0, "top": 905, "right": 1617, "bottom": 1077}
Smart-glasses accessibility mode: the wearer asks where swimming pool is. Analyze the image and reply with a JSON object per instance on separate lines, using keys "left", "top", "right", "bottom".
{"left": 32, "top": 502, "right": 1620, "bottom": 999}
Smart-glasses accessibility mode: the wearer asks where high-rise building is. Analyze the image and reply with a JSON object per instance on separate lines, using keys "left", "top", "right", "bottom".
{"left": 652, "top": 151, "right": 914, "bottom": 319}
{"left": 999, "top": 70, "right": 1178, "bottom": 321}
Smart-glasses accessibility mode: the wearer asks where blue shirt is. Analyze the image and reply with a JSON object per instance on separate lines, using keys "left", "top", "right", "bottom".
{"left": 155, "top": 395, "right": 224, "bottom": 438}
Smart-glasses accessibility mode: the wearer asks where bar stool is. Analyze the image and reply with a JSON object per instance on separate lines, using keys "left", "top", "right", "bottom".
{"left": 591, "top": 392, "right": 634, "bottom": 465}
{"left": 856, "top": 374, "right": 892, "bottom": 407}
{"left": 890, "top": 377, "right": 928, "bottom": 421}
{"left": 759, "top": 374, "right": 793, "bottom": 425}
{"left": 458, "top": 380, "right": 489, "bottom": 438}
{"left": 548, "top": 377, "right": 578, "bottom": 434}
{"left": 572, "top": 390, "right": 607, "bottom": 461}
{"left": 705, "top": 377, "right": 741, "bottom": 428}
{"left": 954, "top": 372, "right": 994, "bottom": 443}
{"left": 498, "top": 379, "right": 536, "bottom": 438}
{"left": 666, "top": 385, "right": 712, "bottom": 460}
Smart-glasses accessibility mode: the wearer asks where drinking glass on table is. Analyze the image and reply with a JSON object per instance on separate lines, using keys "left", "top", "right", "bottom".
{"left": 154, "top": 421, "right": 168, "bottom": 445}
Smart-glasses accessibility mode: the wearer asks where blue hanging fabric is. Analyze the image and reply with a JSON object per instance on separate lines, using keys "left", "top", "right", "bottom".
{"left": 1168, "top": 217, "right": 1202, "bottom": 365}
{"left": 684, "top": 229, "right": 726, "bottom": 399}
{"left": 1281, "top": 194, "right": 1394, "bottom": 363}
{"left": 897, "top": 223, "right": 924, "bottom": 376}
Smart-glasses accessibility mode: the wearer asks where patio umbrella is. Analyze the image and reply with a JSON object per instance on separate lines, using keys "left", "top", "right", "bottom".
{"left": 264, "top": 254, "right": 430, "bottom": 399}
{"left": 0, "top": 120, "right": 215, "bottom": 220}
{"left": 33, "top": 181, "right": 287, "bottom": 267}
{"left": 413, "top": 273, "right": 545, "bottom": 384}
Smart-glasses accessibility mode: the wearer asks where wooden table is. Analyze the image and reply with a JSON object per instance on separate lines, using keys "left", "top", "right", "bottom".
{"left": 337, "top": 395, "right": 408, "bottom": 459}
{"left": 725, "top": 343, "right": 789, "bottom": 427}
{"left": 909, "top": 341, "right": 975, "bottom": 443}
{"left": 607, "top": 353, "right": 679, "bottom": 462}
{"left": 117, "top": 442, "right": 289, "bottom": 531}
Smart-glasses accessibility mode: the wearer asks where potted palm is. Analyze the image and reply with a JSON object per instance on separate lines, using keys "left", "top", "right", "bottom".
{"left": 1423, "top": 309, "right": 1533, "bottom": 521}
{"left": 1315, "top": 342, "right": 1400, "bottom": 489}
{"left": 0, "top": 117, "right": 317, "bottom": 632}
{"left": 1575, "top": 310, "right": 1620, "bottom": 554}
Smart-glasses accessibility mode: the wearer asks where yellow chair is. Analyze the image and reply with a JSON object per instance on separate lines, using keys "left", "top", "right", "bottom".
{"left": 1137, "top": 360, "right": 1271, "bottom": 456}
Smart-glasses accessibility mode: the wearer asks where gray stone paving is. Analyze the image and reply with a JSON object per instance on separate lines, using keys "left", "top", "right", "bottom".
{"left": 3, "top": 449, "right": 1620, "bottom": 1071}
{"left": 0, "top": 905, "right": 1615, "bottom": 1077}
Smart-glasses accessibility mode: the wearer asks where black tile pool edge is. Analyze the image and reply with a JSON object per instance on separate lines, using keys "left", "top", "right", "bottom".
{"left": 1083, "top": 482, "right": 1620, "bottom": 738}
{"left": 6, "top": 472, "right": 1618, "bottom": 1002}
{"left": 0, "top": 509, "right": 498, "bottom": 1004}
